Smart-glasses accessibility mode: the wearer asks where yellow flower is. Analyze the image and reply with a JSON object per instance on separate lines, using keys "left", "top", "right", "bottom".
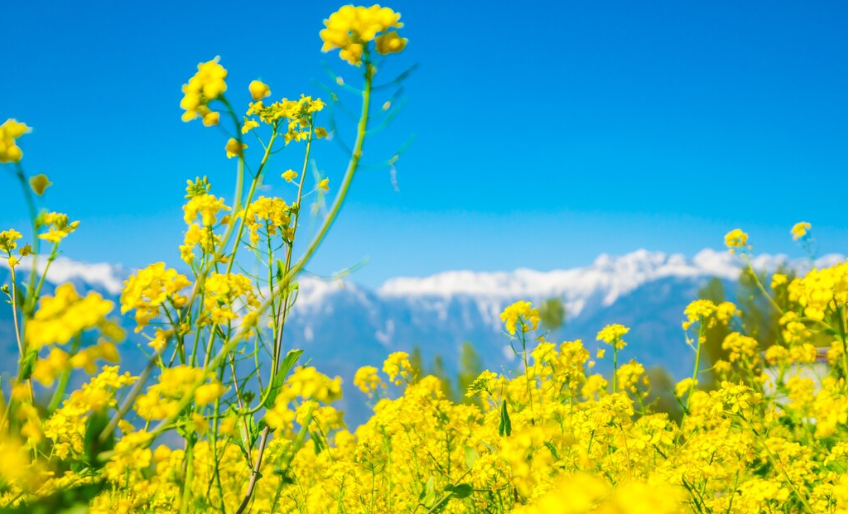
{"left": 279, "top": 366, "right": 343, "bottom": 404}
{"left": 242, "top": 118, "right": 260, "bottom": 134}
{"left": 26, "top": 284, "right": 115, "bottom": 349}
{"left": 148, "top": 328, "right": 170, "bottom": 352}
{"left": 786, "top": 260, "right": 848, "bottom": 321}
{"left": 383, "top": 352, "right": 413, "bottom": 385}
{"left": 318, "top": 177, "right": 330, "bottom": 191}
{"left": 0, "top": 228, "right": 23, "bottom": 254}
{"left": 242, "top": 196, "right": 291, "bottom": 245}
{"left": 120, "top": 263, "right": 192, "bottom": 331}
{"left": 38, "top": 212, "right": 80, "bottom": 243}
{"left": 225, "top": 137, "right": 247, "bottom": 158}
{"left": 180, "top": 58, "right": 227, "bottom": 123}
{"left": 249, "top": 80, "right": 271, "bottom": 101}
{"left": 0, "top": 119, "right": 30, "bottom": 163}
{"left": 202, "top": 111, "right": 220, "bottom": 127}
{"left": 282, "top": 169, "right": 298, "bottom": 182}
{"left": 724, "top": 228, "right": 749, "bottom": 253}
{"left": 682, "top": 299, "right": 738, "bottom": 331}
{"left": 675, "top": 377, "right": 698, "bottom": 397}
{"left": 500, "top": 301, "right": 540, "bottom": 335}
{"left": 202, "top": 272, "right": 260, "bottom": 324}
{"left": 616, "top": 360, "right": 645, "bottom": 393}
{"left": 194, "top": 382, "right": 226, "bottom": 405}
{"left": 354, "top": 365, "right": 382, "bottom": 394}
{"left": 32, "top": 348, "right": 70, "bottom": 386}
{"left": 596, "top": 324, "right": 630, "bottom": 349}
{"left": 771, "top": 273, "right": 787, "bottom": 289}
{"left": 320, "top": 5, "right": 405, "bottom": 65}
{"left": 183, "top": 193, "right": 230, "bottom": 226}
{"left": 29, "top": 174, "right": 52, "bottom": 196}
{"left": 375, "top": 31, "right": 407, "bottom": 55}
{"left": 791, "top": 221, "right": 811, "bottom": 240}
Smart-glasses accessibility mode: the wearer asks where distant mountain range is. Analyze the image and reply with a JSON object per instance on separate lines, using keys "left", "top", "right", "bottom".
{"left": 1, "top": 249, "right": 843, "bottom": 423}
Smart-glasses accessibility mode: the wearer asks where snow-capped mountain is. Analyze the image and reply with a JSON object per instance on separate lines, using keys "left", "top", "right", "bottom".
{"left": 1, "top": 249, "right": 843, "bottom": 422}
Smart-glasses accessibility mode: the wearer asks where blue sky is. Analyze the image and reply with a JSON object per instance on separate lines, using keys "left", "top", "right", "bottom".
{"left": 3, "top": 0, "right": 847, "bottom": 287}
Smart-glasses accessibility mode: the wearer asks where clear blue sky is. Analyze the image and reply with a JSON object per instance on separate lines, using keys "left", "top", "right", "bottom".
{"left": 3, "top": 0, "right": 847, "bottom": 286}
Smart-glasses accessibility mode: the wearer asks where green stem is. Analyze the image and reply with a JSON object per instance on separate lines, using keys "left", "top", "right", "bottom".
{"left": 180, "top": 435, "right": 196, "bottom": 514}
{"left": 742, "top": 258, "right": 784, "bottom": 315}
{"left": 612, "top": 347, "right": 618, "bottom": 393}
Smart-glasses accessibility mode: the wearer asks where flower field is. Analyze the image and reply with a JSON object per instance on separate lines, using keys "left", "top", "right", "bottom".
{"left": 3, "top": 5, "right": 848, "bottom": 514}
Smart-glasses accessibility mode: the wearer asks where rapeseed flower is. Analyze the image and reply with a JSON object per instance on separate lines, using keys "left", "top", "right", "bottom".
{"left": 320, "top": 5, "right": 405, "bottom": 65}
{"left": 791, "top": 221, "right": 811, "bottom": 240}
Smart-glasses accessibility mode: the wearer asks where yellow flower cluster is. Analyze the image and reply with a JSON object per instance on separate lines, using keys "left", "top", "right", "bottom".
{"left": 135, "top": 366, "right": 224, "bottom": 420}
{"left": 788, "top": 260, "right": 848, "bottom": 321}
{"left": 792, "top": 221, "right": 812, "bottom": 240}
{"left": 242, "top": 196, "right": 292, "bottom": 246}
{"left": 0, "top": 228, "right": 23, "bottom": 254}
{"left": 265, "top": 366, "right": 344, "bottom": 431}
{"left": 183, "top": 193, "right": 230, "bottom": 226}
{"left": 681, "top": 299, "right": 738, "bottom": 330}
{"left": 500, "top": 300, "right": 540, "bottom": 335}
{"left": 722, "top": 332, "right": 760, "bottom": 365}
{"left": 43, "top": 366, "right": 137, "bottom": 459}
{"left": 32, "top": 342, "right": 120, "bottom": 386}
{"left": 202, "top": 272, "right": 260, "bottom": 324}
{"left": 0, "top": 118, "right": 29, "bottom": 163}
{"left": 597, "top": 323, "right": 630, "bottom": 349}
{"left": 353, "top": 365, "right": 382, "bottom": 393}
{"left": 616, "top": 360, "right": 647, "bottom": 394}
{"left": 120, "top": 263, "right": 191, "bottom": 330}
{"left": 382, "top": 351, "right": 413, "bottom": 385}
{"left": 320, "top": 5, "right": 406, "bottom": 65}
{"left": 38, "top": 212, "right": 80, "bottom": 243}
{"left": 180, "top": 58, "right": 227, "bottom": 125}
{"left": 25, "top": 284, "right": 116, "bottom": 349}
{"left": 724, "top": 228, "right": 750, "bottom": 253}
{"left": 180, "top": 222, "right": 219, "bottom": 265}
{"left": 245, "top": 94, "right": 326, "bottom": 144}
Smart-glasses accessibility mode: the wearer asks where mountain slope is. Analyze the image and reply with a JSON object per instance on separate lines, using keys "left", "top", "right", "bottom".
{"left": 1, "top": 249, "right": 843, "bottom": 422}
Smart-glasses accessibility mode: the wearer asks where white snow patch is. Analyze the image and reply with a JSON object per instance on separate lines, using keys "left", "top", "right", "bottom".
{"left": 0, "top": 255, "right": 124, "bottom": 295}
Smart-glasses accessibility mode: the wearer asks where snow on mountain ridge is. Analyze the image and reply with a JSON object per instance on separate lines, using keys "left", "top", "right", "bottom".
{"left": 378, "top": 249, "right": 845, "bottom": 314}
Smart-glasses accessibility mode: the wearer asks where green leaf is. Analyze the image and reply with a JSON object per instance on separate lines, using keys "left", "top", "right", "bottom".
{"left": 19, "top": 349, "right": 38, "bottom": 381}
{"left": 263, "top": 349, "right": 303, "bottom": 409}
{"left": 235, "top": 413, "right": 259, "bottom": 460}
{"left": 449, "top": 484, "right": 473, "bottom": 499}
{"left": 310, "top": 430, "right": 326, "bottom": 454}
{"left": 544, "top": 441, "right": 561, "bottom": 461}
{"left": 421, "top": 476, "right": 437, "bottom": 508}
{"left": 276, "top": 259, "right": 285, "bottom": 282}
{"left": 498, "top": 401, "right": 511, "bottom": 437}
